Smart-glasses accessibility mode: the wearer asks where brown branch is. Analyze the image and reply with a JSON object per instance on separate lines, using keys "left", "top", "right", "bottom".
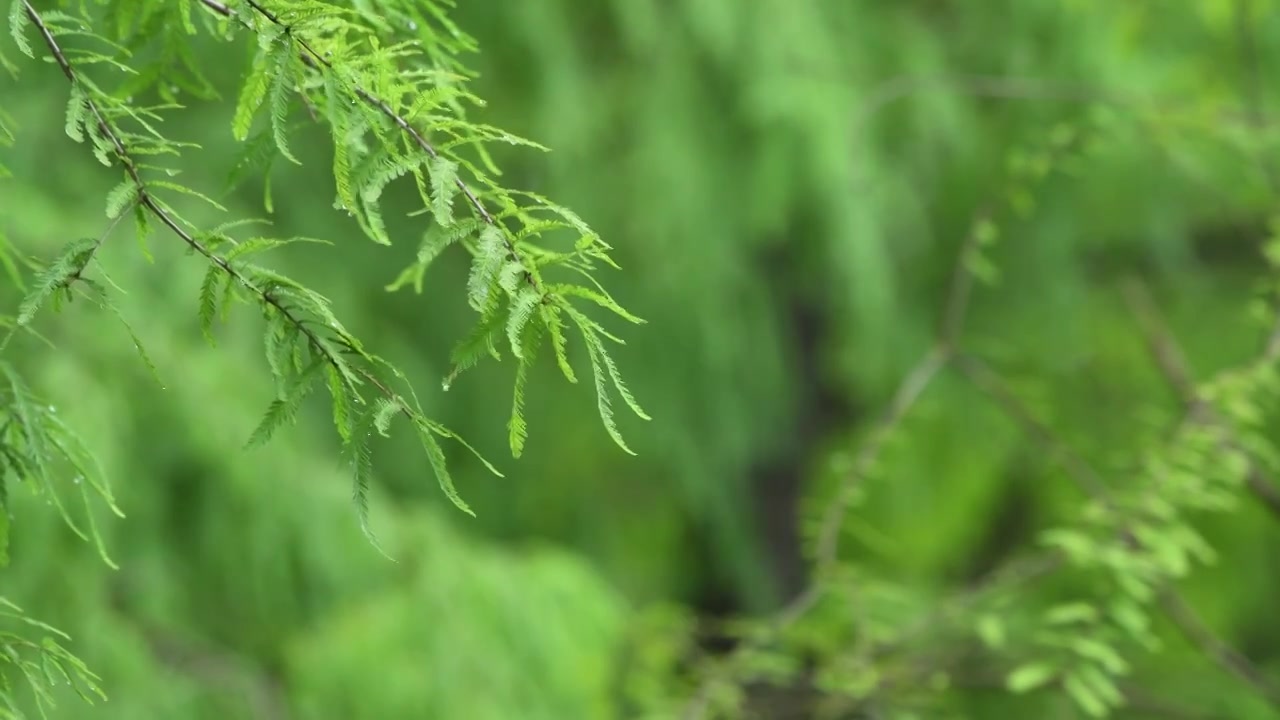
{"left": 195, "top": 0, "right": 234, "bottom": 17}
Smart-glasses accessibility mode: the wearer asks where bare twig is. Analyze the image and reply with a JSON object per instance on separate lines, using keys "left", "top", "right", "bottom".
{"left": 813, "top": 347, "right": 949, "bottom": 570}
{"left": 940, "top": 208, "right": 992, "bottom": 348}
{"left": 953, "top": 352, "right": 1111, "bottom": 499}
{"left": 1232, "top": 0, "right": 1279, "bottom": 194}
{"left": 195, "top": 0, "right": 234, "bottom": 17}
{"left": 1161, "top": 589, "right": 1280, "bottom": 707}
{"left": 1119, "top": 279, "right": 1198, "bottom": 399}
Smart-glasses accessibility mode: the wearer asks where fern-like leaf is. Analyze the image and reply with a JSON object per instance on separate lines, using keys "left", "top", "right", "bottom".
{"left": 413, "top": 418, "right": 474, "bottom": 516}
{"left": 232, "top": 46, "right": 272, "bottom": 141}
{"left": 508, "top": 322, "right": 544, "bottom": 457}
{"left": 104, "top": 178, "right": 138, "bottom": 219}
{"left": 428, "top": 156, "right": 458, "bottom": 227}
{"left": 506, "top": 286, "right": 541, "bottom": 359}
{"left": 245, "top": 358, "right": 324, "bottom": 447}
{"left": 326, "top": 364, "right": 354, "bottom": 444}
{"left": 8, "top": 0, "right": 32, "bottom": 58}
{"left": 344, "top": 421, "right": 390, "bottom": 558}
{"left": 466, "top": 224, "right": 507, "bottom": 310}
{"left": 17, "top": 237, "right": 96, "bottom": 326}
{"left": 267, "top": 39, "right": 300, "bottom": 164}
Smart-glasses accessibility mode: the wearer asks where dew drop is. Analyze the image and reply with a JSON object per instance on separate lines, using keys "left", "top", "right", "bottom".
{"left": 407, "top": 21, "right": 417, "bottom": 30}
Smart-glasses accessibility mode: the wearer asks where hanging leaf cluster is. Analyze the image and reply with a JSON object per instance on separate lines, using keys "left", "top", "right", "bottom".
{"left": 2, "top": 0, "right": 647, "bottom": 711}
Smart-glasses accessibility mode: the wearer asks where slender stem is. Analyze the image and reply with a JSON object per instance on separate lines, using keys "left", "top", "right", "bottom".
{"left": 939, "top": 208, "right": 995, "bottom": 348}
{"left": 1161, "top": 589, "right": 1280, "bottom": 707}
{"left": 814, "top": 346, "right": 948, "bottom": 570}
{"left": 1121, "top": 278, "right": 1280, "bottom": 520}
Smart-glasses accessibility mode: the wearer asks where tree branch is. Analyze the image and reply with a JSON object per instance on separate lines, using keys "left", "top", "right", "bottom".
{"left": 23, "top": 0, "right": 423, "bottom": 430}
{"left": 954, "top": 285, "right": 1280, "bottom": 711}
{"left": 193, "top": 0, "right": 539, "bottom": 290}
{"left": 953, "top": 352, "right": 1112, "bottom": 499}
{"left": 1160, "top": 589, "right": 1280, "bottom": 708}
{"left": 1120, "top": 278, "right": 1280, "bottom": 521}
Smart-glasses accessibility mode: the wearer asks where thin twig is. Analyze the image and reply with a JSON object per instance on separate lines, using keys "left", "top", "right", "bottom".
{"left": 1233, "top": 0, "right": 1279, "bottom": 194}
{"left": 940, "top": 207, "right": 992, "bottom": 348}
{"left": 1120, "top": 278, "right": 1280, "bottom": 520}
{"left": 195, "top": 0, "right": 232, "bottom": 15}
{"left": 1161, "top": 589, "right": 1280, "bottom": 707}
{"left": 849, "top": 74, "right": 1124, "bottom": 139}
{"left": 953, "top": 352, "right": 1111, "bottom": 499}
{"left": 1119, "top": 279, "right": 1197, "bottom": 399}
{"left": 845, "top": 72, "right": 1278, "bottom": 140}
{"left": 813, "top": 346, "right": 949, "bottom": 570}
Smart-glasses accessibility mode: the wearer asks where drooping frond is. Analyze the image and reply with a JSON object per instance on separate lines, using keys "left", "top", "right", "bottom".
{"left": 11, "top": 0, "right": 510, "bottom": 526}
{"left": 0, "top": 0, "right": 647, "bottom": 715}
{"left": 0, "top": 361, "right": 125, "bottom": 569}
{"left": 0, "top": 597, "right": 107, "bottom": 717}
{"left": 195, "top": 0, "right": 648, "bottom": 452}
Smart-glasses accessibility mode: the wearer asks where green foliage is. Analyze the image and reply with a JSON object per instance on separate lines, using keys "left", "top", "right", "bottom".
{"left": 0, "top": 598, "right": 105, "bottom": 719}
{"left": 0, "top": 0, "right": 644, "bottom": 713}
{"left": 6, "top": 1, "right": 1280, "bottom": 719}
{"left": 0, "top": 361, "right": 123, "bottom": 567}
{"left": 655, "top": 93, "right": 1280, "bottom": 718}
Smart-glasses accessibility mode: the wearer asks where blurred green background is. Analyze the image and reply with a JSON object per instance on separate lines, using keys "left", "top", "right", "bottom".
{"left": 4, "top": 0, "right": 1280, "bottom": 717}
